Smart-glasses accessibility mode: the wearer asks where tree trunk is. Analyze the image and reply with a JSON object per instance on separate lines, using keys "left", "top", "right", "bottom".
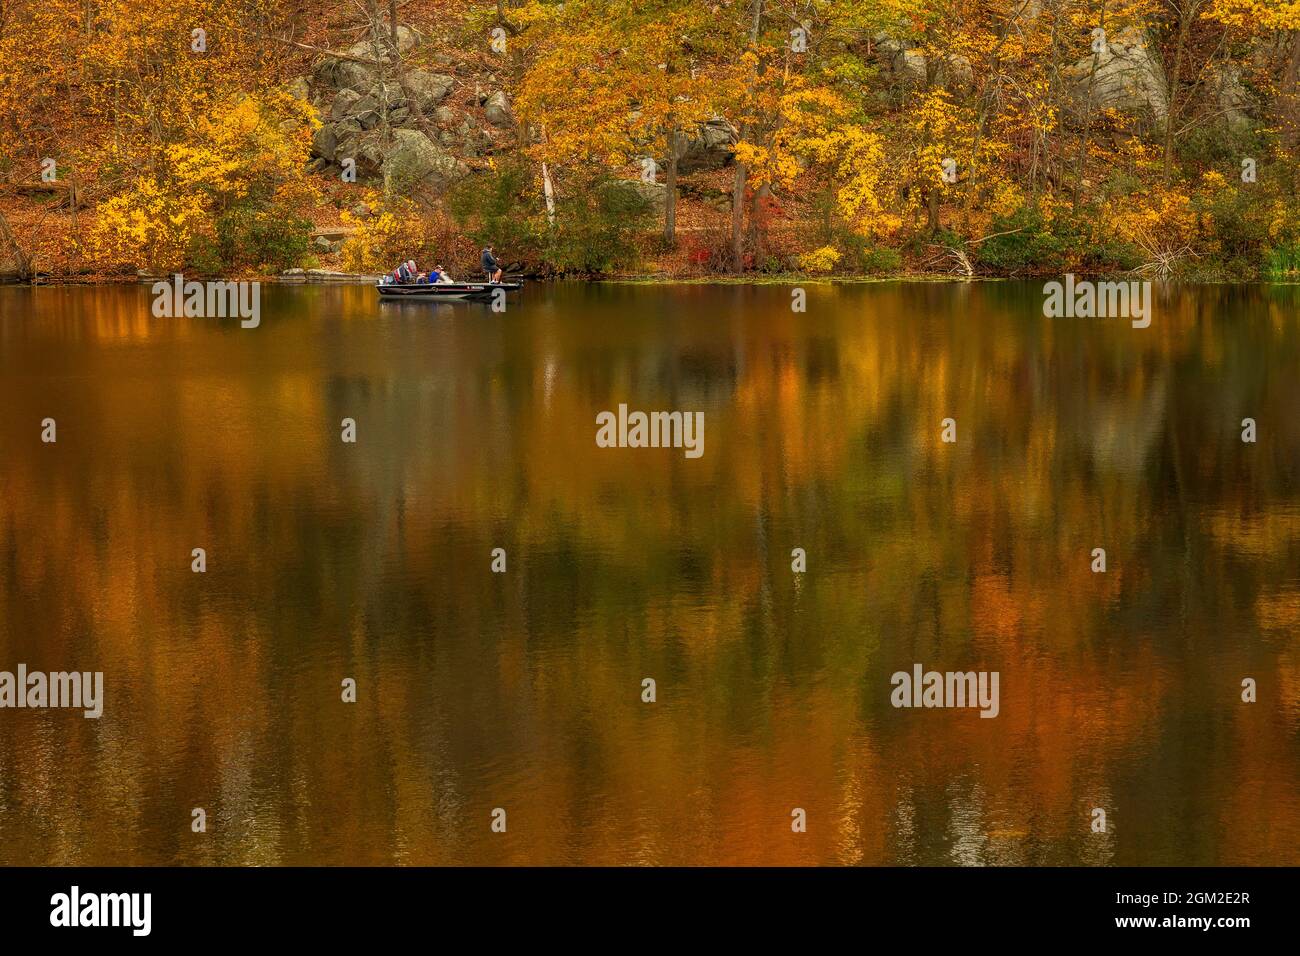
{"left": 362, "top": 1, "right": 395, "bottom": 198}
{"left": 730, "top": 161, "right": 747, "bottom": 272}
{"left": 1036, "top": 1, "right": 1063, "bottom": 203}
{"left": 542, "top": 161, "right": 556, "bottom": 224}
{"left": 0, "top": 209, "right": 32, "bottom": 281}
{"left": 362, "top": 0, "right": 445, "bottom": 163}
{"left": 731, "top": 0, "right": 763, "bottom": 272}
{"left": 1073, "top": 3, "right": 1108, "bottom": 210}
{"left": 1162, "top": 4, "right": 1194, "bottom": 183}
{"left": 664, "top": 126, "right": 678, "bottom": 243}
{"left": 747, "top": 182, "right": 769, "bottom": 264}
{"left": 1280, "top": 33, "right": 1300, "bottom": 194}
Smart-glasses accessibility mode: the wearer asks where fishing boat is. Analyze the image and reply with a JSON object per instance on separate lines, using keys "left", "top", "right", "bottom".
{"left": 376, "top": 280, "right": 523, "bottom": 301}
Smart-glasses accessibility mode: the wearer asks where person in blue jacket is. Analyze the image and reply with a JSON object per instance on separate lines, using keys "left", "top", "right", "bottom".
{"left": 480, "top": 245, "right": 502, "bottom": 283}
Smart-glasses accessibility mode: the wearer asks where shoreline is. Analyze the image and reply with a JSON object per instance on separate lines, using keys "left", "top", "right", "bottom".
{"left": 7, "top": 272, "right": 1300, "bottom": 288}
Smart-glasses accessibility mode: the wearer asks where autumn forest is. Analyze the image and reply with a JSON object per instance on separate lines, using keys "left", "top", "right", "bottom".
{"left": 1, "top": 0, "right": 1299, "bottom": 281}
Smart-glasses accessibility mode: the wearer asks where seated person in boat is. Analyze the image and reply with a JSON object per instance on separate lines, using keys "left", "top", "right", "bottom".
{"left": 481, "top": 245, "right": 502, "bottom": 283}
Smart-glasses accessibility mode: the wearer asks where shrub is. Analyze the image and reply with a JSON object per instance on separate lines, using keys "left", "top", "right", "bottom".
{"left": 800, "top": 190, "right": 903, "bottom": 275}
{"left": 858, "top": 245, "right": 903, "bottom": 275}
{"left": 89, "top": 92, "right": 318, "bottom": 273}
{"left": 974, "top": 207, "right": 1075, "bottom": 273}
{"left": 332, "top": 189, "right": 467, "bottom": 274}
{"left": 797, "top": 245, "right": 841, "bottom": 273}
{"left": 1193, "top": 170, "right": 1294, "bottom": 279}
{"left": 448, "top": 163, "right": 652, "bottom": 275}
{"left": 446, "top": 160, "right": 539, "bottom": 260}
{"left": 541, "top": 178, "right": 652, "bottom": 274}
{"left": 681, "top": 228, "right": 733, "bottom": 274}
{"left": 967, "top": 205, "right": 1140, "bottom": 275}
{"left": 216, "top": 204, "right": 312, "bottom": 272}
{"left": 339, "top": 208, "right": 411, "bottom": 274}
{"left": 1262, "top": 243, "right": 1300, "bottom": 280}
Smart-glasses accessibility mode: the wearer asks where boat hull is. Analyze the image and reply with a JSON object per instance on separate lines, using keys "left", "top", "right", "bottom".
{"left": 376, "top": 281, "right": 522, "bottom": 301}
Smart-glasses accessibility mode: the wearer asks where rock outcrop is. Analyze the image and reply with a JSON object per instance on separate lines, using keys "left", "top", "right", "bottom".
{"left": 305, "top": 24, "right": 479, "bottom": 192}
{"left": 672, "top": 118, "right": 738, "bottom": 173}
{"left": 406, "top": 71, "right": 456, "bottom": 112}
{"left": 873, "top": 25, "right": 1166, "bottom": 120}
{"left": 482, "top": 90, "right": 515, "bottom": 128}
{"left": 1212, "top": 65, "right": 1255, "bottom": 133}
{"left": 873, "top": 36, "right": 973, "bottom": 93}
{"left": 382, "top": 129, "right": 469, "bottom": 194}
{"left": 615, "top": 180, "right": 667, "bottom": 213}
{"left": 1063, "top": 27, "right": 1168, "bottom": 122}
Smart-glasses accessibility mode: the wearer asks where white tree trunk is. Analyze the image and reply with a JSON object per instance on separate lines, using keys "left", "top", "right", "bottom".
{"left": 542, "top": 162, "right": 556, "bottom": 224}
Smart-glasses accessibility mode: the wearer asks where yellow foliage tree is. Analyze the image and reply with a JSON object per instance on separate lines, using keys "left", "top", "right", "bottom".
{"left": 90, "top": 92, "right": 317, "bottom": 271}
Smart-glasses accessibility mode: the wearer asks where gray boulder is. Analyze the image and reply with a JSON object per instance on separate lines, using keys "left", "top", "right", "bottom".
{"left": 1213, "top": 65, "right": 1254, "bottom": 132}
{"left": 349, "top": 89, "right": 406, "bottom": 130}
{"left": 330, "top": 88, "right": 362, "bottom": 121}
{"left": 406, "top": 71, "right": 455, "bottom": 112}
{"left": 456, "top": 116, "right": 482, "bottom": 156}
{"left": 1064, "top": 27, "right": 1168, "bottom": 121}
{"left": 673, "top": 118, "right": 737, "bottom": 173}
{"left": 874, "top": 34, "right": 904, "bottom": 57}
{"left": 346, "top": 24, "right": 421, "bottom": 60}
{"left": 382, "top": 129, "right": 469, "bottom": 194}
{"left": 335, "top": 60, "right": 379, "bottom": 93}
{"left": 483, "top": 90, "right": 515, "bottom": 127}
{"left": 872, "top": 35, "right": 973, "bottom": 93}
{"left": 354, "top": 140, "right": 387, "bottom": 177}
{"left": 394, "top": 26, "right": 421, "bottom": 55}
{"left": 895, "top": 49, "right": 928, "bottom": 86}
{"left": 614, "top": 179, "right": 667, "bottom": 213}
{"left": 312, "top": 124, "right": 339, "bottom": 162}
{"left": 334, "top": 117, "right": 363, "bottom": 137}
{"left": 361, "top": 84, "right": 408, "bottom": 112}
{"left": 311, "top": 57, "right": 332, "bottom": 84}
{"left": 345, "top": 39, "right": 379, "bottom": 60}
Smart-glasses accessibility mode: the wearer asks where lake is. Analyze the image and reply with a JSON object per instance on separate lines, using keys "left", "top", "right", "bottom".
{"left": 1, "top": 280, "right": 1298, "bottom": 865}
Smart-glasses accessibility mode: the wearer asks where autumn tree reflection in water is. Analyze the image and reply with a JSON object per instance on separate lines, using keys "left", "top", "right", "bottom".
{"left": 0, "top": 281, "right": 1297, "bottom": 865}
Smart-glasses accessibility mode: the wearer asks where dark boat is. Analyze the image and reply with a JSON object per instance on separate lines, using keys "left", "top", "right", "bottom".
{"left": 376, "top": 280, "right": 523, "bottom": 301}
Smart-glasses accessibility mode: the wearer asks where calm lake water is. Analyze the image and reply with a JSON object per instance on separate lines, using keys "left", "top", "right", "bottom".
{"left": 1, "top": 280, "right": 1298, "bottom": 866}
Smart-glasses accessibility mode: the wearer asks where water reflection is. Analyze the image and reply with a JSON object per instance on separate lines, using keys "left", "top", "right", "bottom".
{"left": 0, "top": 281, "right": 1297, "bottom": 865}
